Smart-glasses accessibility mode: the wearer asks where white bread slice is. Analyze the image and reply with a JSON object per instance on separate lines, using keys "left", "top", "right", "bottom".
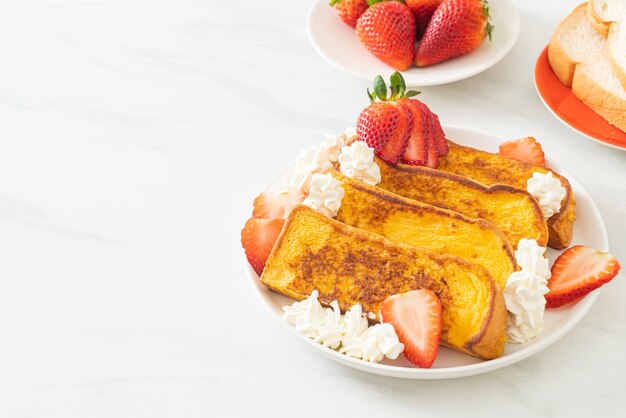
{"left": 548, "top": 3, "right": 626, "bottom": 132}
{"left": 587, "top": 0, "right": 626, "bottom": 89}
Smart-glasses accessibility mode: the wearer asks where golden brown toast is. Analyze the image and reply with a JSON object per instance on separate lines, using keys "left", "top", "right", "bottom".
{"left": 261, "top": 205, "right": 507, "bottom": 360}
{"left": 331, "top": 170, "right": 516, "bottom": 290}
{"left": 374, "top": 157, "right": 549, "bottom": 249}
{"left": 438, "top": 141, "right": 576, "bottom": 249}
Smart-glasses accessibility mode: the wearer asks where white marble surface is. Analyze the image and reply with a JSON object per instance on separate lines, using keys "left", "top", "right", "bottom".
{"left": 0, "top": 0, "right": 625, "bottom": 416}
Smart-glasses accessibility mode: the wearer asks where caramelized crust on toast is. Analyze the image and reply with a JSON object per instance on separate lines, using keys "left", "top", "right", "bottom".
{"left": 375, "top": 157, "right": 549, "bottom": 249}
{"left": 438, "top": 141, "right": 576, "bottom": 249}
{"left": 331, "top": 170, "right": 516, "bottom": 289}
{"left": 261, "top": 205, "right": 507, "bottom": 360}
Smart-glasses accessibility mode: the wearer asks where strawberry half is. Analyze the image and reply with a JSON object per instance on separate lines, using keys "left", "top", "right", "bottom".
{"left": 381, "top": 289, "right": 442, "bottom": 368}
{"left": 378, "top": 102, "right": 414, "bottom": 164}
{"left": 330, "top": 0, "right": 369, "bottom": 28}
{"left": 416, "top": 0, "right": 493, "bottom": 67}
{"left": 241, "top": 217, "right": 285, "bottom": 276}
{"left": 397, "top": 98, "right": 429, "bottom": 165}
{"left": 357, "top": 102, "right": 400, "bottom": 152}
{"left": 356, "top": 1, "right": 416, "bottom": 71}
{"left": 546, "top": 245, "right": 621, "bottom": 308}
{"left": 498, "top": 137, "right": 546, "bottom": 166}
{"left": 252, "top": 191, "right": 306, "bottom": 219}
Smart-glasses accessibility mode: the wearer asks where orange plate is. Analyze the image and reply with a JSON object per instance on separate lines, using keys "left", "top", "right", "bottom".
{"left": 535, "top": 46, "right": 626, "bottom": 150}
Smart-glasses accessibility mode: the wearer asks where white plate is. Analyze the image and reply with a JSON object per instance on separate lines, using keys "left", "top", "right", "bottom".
{"left": 246, "top": 125, "right": 607, "bottom": 379}
{"left": 307, "top": 0, "right": 520, "bottom": 86}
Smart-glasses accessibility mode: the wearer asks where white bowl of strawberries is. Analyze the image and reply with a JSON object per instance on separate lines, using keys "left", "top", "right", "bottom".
{"left": 308, "top": 0, "right": 519, "bottom": 86}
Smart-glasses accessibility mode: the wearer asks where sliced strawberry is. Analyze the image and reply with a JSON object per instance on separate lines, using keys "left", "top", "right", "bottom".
{"left": 241, "top": 217, "right": 285, "bottom": 276}
{"left": 356, "top": 101, "right": 400, "bottom": 152}
{"left": 498, "top": 137, "right": 546, "bottom": 166}
{"left": 424, "top": 110, "right": 439, "bottom": 168}
{"left": 378, "top": 102, "right": 414, "bottom": 164}
{"left": 397, "top": 98, "right": 428, "bottom": 165}
{"left": 431, "top": 113, "right": 449, "bottom": 157}
{"left": 252, "top": 191, "right": 306, "bottom": 220}
{"left": 546, "top": 245, "right": 621, "bottom": 308}
{"left": 381, "top": 289, "right": 442, "bottom": 368}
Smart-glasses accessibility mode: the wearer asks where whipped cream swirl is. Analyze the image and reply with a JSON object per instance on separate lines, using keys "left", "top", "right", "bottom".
{"left": 287, "top": 147, "right": 333, "bottom": 193}
{"left": 283, "top": 292, "right": 404, "bottom": 363}
{"left": 504, "top": 270, "right": 550, "bottom": 344}
{"left": 527, "top": 171, "right": 566, "bottom": 219}
{"left": 504, "top": 238, "right": 551, "bottom": 343}
{"left": 515, "top": 238, "right": 551, "bottom": 281}
{"left": 338, "top": 141, "right": 381, "bottom": 186}
{"left": 302, "top": 173, "right": 345, "bottom": 218}
{"left": 320, "top": 129, "right": 353, "bottom": 163}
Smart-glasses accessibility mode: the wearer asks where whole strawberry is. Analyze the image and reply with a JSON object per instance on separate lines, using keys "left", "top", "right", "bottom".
{"left": 330, "top": 0, "right": 369, "bottom": 28}
{"left": 356, "top": 72, "right": 420, "bottom": 164}
{"left": 415, "top": 0, "right": 493, "bottom": 67}
{"left": 356, "top": 1, "right": 416, "bottom": 71}
{"left": 405, "top": 0, "right": 442, "bottom": 37}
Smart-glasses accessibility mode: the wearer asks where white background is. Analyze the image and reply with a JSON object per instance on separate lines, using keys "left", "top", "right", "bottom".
{"left": 0, "top": 0, "right": 624, "bottom": 417}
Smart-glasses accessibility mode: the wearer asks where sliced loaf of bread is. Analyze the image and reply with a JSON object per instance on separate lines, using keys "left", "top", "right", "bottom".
{"left": 587, "top": 0, "right": 626, "bottom": 89}
{"left": 548, "top": 3, "right": 626, "bottom": 132}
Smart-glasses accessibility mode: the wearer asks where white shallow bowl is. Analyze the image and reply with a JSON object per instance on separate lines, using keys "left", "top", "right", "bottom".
{"left": 307, "top": 0, "right": 520, "bottom": 86}
{"left": 246, "top": 125, "right": 608, "bottom": 379}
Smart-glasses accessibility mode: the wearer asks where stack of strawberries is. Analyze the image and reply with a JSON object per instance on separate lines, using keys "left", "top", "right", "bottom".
{"left": 331, "top": 0, "right": 494, "bottom": 70}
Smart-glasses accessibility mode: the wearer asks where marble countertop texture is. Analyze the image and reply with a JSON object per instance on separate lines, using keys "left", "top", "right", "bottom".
{"left": 0, "top": 0, "right": 624, "bottom": 417}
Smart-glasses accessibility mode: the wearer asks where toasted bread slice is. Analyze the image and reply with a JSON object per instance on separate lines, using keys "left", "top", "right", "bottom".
{"left": 438, "top": 141, "right": 576, "bottom": 249}
{"left": 261, "top": 205, "right": 507, "bottom": 359}
{"left": 548, "top": 3, "right": 626, "bottom": 132}
{"left": 374, "top": 157, "right": 548, "bottom": 249}
{"left": 330, "top": 170, "right": 516, "bottom": 289}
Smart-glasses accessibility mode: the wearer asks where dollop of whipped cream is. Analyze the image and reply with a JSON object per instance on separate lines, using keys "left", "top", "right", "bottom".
{"left": 504, "top": 238, "right": 551, "bottom": 344}
{"left": 515, "top": 238, "right": 551, "bottom": 281}
{"left": 504, "top": 270, "right": 549, "bottom": 344}
{"left": 287, "top": 147, "right": 333, "bottom": 193}
{"left": 283, "top": 291, "right": 404, "bottom": 363}
{"left": 338, "top": 141, "right": 381, "bottom": 186}
{"left": 527, "top": 171, "right": 566, "bottom": 219}
{"left": 319, "top": 128, "right": 356, "bottom": 163}
{"left": 302, "top": 173, "right": 345, "bottom": 218}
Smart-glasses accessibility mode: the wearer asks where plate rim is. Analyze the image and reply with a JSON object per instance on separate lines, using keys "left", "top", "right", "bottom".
{"left": 534, "top": 46, "right": 626, "bottom": 152}
{"left": 246, "top": 124, "right": 608, "bottom": 379}
{"left": 306, "top": 0, "right": 520, "bottom": 86}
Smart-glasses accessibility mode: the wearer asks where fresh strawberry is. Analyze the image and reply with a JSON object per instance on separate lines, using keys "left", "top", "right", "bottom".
{"left": 397, "top": 98, "right": 429, "bottom": 165}
{"left": 241, "top": 217, "right": 285, "bottom": 276}
{"left": 424, "top": 110, "right": 439, "bottom": 168}
{"left": 415, "top": 0, "right": 493, "bottom": 67}
{"left": 432, "top": 113, "right": 449, "bottom": 157}
{"left": 356, "top": 72, "right": 421, "bottom": 161}
{"left": 406, "top": 0, "right": 443, "bottom": 37}
{"left": 546, "top": 245, "right": 621, "bottom": 308}
{"left": 356, "top": 1, "right": 416, "bottom": 71}
{"left": 378, "top": 102, "right": 413, "bottom": 164}
{"left": 330, "top": 0, "right": 369, "bottom": 28}
{"left": 381, "top": 289, "right": 442, "bottom": 368}
{"left": 357, "top": 101, "right": 400, "bottom": 152}
{"left": 252, "top": 191, "right": 305, "bottom": 220}
{"left": 498, "top": 137, "right": 546, "bottom": 166}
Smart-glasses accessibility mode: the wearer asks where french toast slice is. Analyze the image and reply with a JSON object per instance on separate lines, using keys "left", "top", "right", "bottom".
{"left": 438, "top": 141, "right": 576, "bottom": 249}
{"left": 330, "top": 170, "right": 516, "bottom": 290}
{"left": 374, "top": 157, "right": 549, "bottom": 249}
{"left": 261, "top": 205, "right": 507, "bottom": 360}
